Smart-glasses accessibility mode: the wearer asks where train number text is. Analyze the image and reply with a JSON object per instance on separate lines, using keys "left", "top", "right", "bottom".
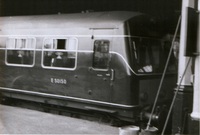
{"left": 51, "top": 78, "right": 67, "bottom": 84}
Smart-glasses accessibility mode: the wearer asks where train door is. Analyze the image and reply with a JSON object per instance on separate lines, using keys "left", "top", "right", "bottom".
{"left": 88, "top": 29, "right": 114, "bottom": 102}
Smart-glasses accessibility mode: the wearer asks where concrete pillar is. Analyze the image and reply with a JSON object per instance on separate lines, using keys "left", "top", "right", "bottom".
{"left": 190, "top": 0, "right": 200, "bottom": 121}
{"left": 178, "top": 0, "right": 195, "bottom": 87}
{"left": 172, "top": 0, "right": 197, "bottom": 134}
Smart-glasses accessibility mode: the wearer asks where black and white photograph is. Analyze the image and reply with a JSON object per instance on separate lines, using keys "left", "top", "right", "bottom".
{"left": 0, "top": 0, "right": 199, "bottom": 134}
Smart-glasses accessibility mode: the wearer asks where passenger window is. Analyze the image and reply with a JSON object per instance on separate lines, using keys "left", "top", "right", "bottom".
{"left": 42, "top": 38, "right": 77, "bottom": 70}
{"left": 93, "top": 40, "right": 110, "bottom": 70}
{"left": 6, "top": 37, "right": 36, "bottom": 66}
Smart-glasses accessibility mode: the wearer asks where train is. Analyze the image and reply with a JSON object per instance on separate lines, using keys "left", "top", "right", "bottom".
{"left": 0, "top": 11, "right": 177, "bottom": 128}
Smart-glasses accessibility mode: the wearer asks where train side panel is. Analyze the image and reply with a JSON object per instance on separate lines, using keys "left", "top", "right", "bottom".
{"left": 0, "top": 29, "right": 137, "bottom": 107}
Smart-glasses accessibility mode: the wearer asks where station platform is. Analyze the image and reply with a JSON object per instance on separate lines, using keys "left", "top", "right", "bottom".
{"left": 0, "top": 104, "right": 118, "bottom": 134}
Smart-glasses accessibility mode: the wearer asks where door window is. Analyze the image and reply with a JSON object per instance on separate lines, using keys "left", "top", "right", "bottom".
{"left": 93, "top": 40, "right": 110, "bottom": 70}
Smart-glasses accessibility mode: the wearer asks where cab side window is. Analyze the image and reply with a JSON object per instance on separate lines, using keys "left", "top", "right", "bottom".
{"left": 42, "top": 38, "right": 77, "bottom": 70}
{"left": 6, "top": 37, "right": 36, "bottom": 66}
{"left": 93, "top": 40, "right": 110, "bottom": 70}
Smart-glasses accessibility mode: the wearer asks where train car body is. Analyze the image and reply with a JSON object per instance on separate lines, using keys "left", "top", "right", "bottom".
{"left": 0, "top": 11, "right": 177, "bottom": 122}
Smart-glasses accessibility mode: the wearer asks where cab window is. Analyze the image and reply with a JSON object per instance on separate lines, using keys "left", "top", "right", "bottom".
{"left": 131, "top": 37, "right": 177, "bottom": 73}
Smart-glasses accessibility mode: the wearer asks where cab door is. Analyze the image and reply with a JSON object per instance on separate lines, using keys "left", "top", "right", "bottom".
{"left": 88, "top": 29, "right": 114, "bottom": 102}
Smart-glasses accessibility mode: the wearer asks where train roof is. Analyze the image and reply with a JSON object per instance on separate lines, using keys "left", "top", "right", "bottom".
{"left": 0, "top": 11, "right": 144, "bottom": 30}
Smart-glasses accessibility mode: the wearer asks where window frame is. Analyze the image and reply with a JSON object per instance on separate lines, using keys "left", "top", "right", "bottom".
{"left": 41, "top": 37, "right": 78, "bottom": 70}
{"left": 5, "top": 37, "right": 36, "bottom": 67}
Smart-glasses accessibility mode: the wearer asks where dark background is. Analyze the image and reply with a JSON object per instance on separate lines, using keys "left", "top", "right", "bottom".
{"left": 0, "top": 0, "right": 182, "bottom": 34}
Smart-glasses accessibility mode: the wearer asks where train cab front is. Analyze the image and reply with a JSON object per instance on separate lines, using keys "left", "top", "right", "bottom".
{"left": 126, "top": 35, "right": 178, "bottom": 130}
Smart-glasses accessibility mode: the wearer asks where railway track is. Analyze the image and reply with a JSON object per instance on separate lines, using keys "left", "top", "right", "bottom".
{"left": 0, "top": 97, "right": 131, "bottom": 127}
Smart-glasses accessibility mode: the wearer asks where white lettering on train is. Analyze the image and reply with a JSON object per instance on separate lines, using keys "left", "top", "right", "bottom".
{"left": 51, "top": 78, "right": 67, "bottom": 84}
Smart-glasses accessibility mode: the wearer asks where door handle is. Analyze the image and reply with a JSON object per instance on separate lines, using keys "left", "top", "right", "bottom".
{"left": 111, "top": 69, "right": 115, "bottom": 81}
